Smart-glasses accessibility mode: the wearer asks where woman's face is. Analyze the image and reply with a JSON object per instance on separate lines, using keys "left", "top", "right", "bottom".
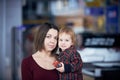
{"left": 44, "top": 28, "right": 58, "bottom": 52}
{"left": 58, "top": 32, "right": 73, "bottom": 51}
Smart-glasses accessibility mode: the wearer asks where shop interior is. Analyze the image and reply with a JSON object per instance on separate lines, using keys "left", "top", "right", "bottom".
{"left": 0, "top": 0, "right": 120, "bottom": 80}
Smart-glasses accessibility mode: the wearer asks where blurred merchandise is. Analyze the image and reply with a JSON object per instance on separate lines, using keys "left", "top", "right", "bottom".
{"left": 106, "top": 5, "right": 119, "bottom": 33}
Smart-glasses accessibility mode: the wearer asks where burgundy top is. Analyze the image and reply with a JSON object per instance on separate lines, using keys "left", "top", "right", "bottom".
{"left": 21, "top": 56, "right": 59, "bottom": 80}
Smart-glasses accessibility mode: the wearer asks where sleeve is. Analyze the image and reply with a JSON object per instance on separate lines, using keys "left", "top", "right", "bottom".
{"left": 21, "top": 58, "right": 33, "bottom": 80}
{"left": 64, "top": 63, "right": 71, "bottom": 73}
{"left": 64, "top": 51, "right": 83, "bottom": 73}
{"left": 70, "top": 51, "right": 83, "bottom": 72}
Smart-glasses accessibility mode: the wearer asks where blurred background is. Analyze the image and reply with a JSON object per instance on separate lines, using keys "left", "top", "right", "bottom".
{"left": 0, "top": 0, "right": 120, "bottom": 80}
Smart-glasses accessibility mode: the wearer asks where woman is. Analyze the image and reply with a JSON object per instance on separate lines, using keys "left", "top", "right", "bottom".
{"left": 21, "top": 22, "right": 59, "bottom": 80}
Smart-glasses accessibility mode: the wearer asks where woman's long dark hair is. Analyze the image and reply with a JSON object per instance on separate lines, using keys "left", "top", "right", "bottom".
{"left": 34, "top": 22, "right": 59, "bottom": 55}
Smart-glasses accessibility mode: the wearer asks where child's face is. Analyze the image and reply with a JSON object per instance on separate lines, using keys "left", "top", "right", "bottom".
{"left": 58, "top": 32, "right": 73, "bottom": 51}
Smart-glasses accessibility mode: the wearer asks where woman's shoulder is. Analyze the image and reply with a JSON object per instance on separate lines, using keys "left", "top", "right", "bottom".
{"left": 21, "top": 55, "right": 35, "bottom": 71}
{"left": 22, "top": 55, "right": 33, "bottom": 64}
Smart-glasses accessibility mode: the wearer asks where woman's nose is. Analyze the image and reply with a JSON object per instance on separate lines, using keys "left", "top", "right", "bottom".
{"left": 50, "top": 38, "right": 56, "bottom": 43}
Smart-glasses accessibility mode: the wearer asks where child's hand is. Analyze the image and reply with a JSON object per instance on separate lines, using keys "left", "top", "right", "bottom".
{"left": 56, "top": 62, "right": 65, "bottom": 73}
{"left": 53, "top": 61, "right": 62, "bottom": 68}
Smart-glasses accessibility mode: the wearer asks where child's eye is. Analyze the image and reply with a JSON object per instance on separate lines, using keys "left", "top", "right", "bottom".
{"left": 59, "top": 39, "right": 62, "bottom": 41}
{"left": 66, "top": 39, "right": 69, "bottom": 41}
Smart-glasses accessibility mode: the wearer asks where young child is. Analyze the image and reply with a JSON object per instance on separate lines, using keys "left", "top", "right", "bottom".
{"left": 55, "top": 27, "right": 83, "bottom": 80}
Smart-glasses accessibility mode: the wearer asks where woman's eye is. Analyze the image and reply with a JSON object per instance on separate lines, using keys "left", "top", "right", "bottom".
{"left": 54, "top": 37, "right": 58, "bottom": 40}
{"left": 46, "top": 35, "right": 50, "bottom": 38}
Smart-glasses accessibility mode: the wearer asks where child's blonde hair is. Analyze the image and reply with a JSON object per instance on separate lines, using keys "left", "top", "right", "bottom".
{"left": 59, "top": 27, "right": 76, "bottom": 46}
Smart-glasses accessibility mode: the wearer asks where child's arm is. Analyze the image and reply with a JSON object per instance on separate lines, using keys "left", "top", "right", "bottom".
{"left": 58, "top": 51, "right": 83, "bottom": 73}
{"left": 55, "top": 62, "right": 65, "bottom": 73}
{"left": 69, "top": 51, "right": 83, "bottom": 72}
{"left": 54, "top": 52, "right": 83, "bottom": 73}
